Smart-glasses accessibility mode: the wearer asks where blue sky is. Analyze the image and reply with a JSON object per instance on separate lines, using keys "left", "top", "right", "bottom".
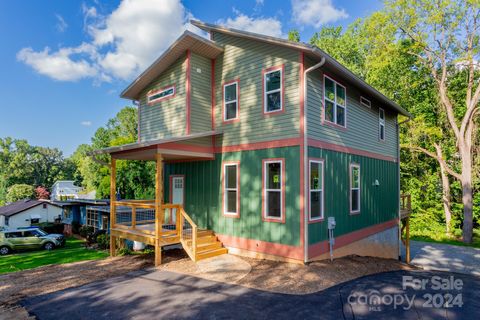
{"left": 0, "top": 0, "right": 382, "bottom": 156}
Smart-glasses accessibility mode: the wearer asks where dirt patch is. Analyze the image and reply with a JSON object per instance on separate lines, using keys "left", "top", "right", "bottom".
{"left": 160, "top": 252, "right": 416, "bottom": 294}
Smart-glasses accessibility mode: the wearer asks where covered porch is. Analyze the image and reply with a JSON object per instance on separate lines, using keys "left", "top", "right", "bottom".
{"left": 93, "top": 132, "right": 227, "bottom": 266}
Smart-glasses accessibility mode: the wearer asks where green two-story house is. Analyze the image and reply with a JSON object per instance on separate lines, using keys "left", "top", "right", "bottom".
{"left": 95, "top": 20, "right": 411, "bottom": 265}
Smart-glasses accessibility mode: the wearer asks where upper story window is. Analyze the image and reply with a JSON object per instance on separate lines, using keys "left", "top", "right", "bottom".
{"left": 350, "top": 164, "right": 361, "bottom": 214}
{"left": 360, "top": 96, "right": 371, "bottom": 108}
{"left": 379, "top": 108, "right": 385, "bottom": 141}
{"left": 223, "top": 162, "right": 240, "bottom": 217}
{"left": 263, "top": 66, "right": 283, "bottom": 114}
{"left": 263, "top": 159, "right": 284, "bottom": 222}
{"left": 147, "top": 85, "right": 175, "bottom": 104}
{"left": 223, "top": 81, "right": 239, "bottom": 122}
{"left": 324, "top": 76, "right": 346, "bottom": 127}
{"left": 309, "top": 160, "right": 324, "bottom": 221}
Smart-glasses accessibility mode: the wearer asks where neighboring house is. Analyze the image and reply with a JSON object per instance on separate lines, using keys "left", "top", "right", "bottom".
{"left": 55, "top": 199, "right": 109, "bottom": 230}
{"left": 50, "top": 181, "right": 92, "bottom": 201}
{"left": 0, "top": 199, "right": 63, "bottom": 230}
{"left": 93, "top": 20, "right": 412, "bottom": 265}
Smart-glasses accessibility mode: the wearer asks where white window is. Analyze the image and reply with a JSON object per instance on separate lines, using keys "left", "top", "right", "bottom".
{"left": 223, "top": 82, "right": 238, "bottom": 121}
{"left": 309, "top": 160, "right": 324, "bottom": 221}
{"left": 263, "top": 160, "right": 283, "bottom": 220}
{"left": 324, "top": 76, "right": 346, "bottom": 127}
{"left": 379, "top": 108, "right": 385, "bottom": 141}
{"left": 147, "top": 85, "right": 175, "bottom": 104}
{"left": 223, "top": 163, "right": 239, "bottom": 215}
{"left": 264, "top": 68, "right": 283, "bottom": 113}
{"left": 360, "top": 96, "right": 371, "bottom": 108}
{"left": 350, "top": 164, "right": 360, "bottom": 214}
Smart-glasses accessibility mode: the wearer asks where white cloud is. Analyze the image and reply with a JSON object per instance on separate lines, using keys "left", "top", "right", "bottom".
{"left": 217, "top": 10, "right": 284, "bottom": 38}
{"left": 18, "top": 0, "right": 193, "bottom": 83}
{"left": 17, "top": 44, "right": 98, "bottom": 81}
{"left": 292, "top": 0, "right": 348, "bottom": 27}
{"left": 55, "top": 14, "right": 68, "bottom": 32}
{"left": 80, "top": 121, "right": 92, "bottom": 126}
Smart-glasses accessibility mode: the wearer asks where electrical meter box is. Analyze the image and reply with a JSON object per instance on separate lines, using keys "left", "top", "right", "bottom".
{"left": 328, "top": 217, "right": 336, "bottom": 230}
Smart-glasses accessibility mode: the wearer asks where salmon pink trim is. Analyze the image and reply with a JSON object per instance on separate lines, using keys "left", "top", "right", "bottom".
{"left": 147, "top": 84, "right": 176, "bottom": 105}
{"left": 221, "top": 161, "right": 240, "bottom": 218}
{"left": 262, "top": 158, "right": 286, "bottom": 223}
{"left": 262, "top": 64, "right": 285, "bottom": 116}
{"left": 215, "top": 137, "right": 302, "bottom": 153}
{"left": 308, "top": 157, "right": 325, "bottom": 223}
{"left": 222, "top": 79, "right": 240, "bottom": 124}
{"left": 308, "top": 219, "right": 398, "bottom": 258}
{"left": 216, "top": 234, "right": 303, "bottom": 260}
{"left": 308, "top": 138, "right": 397, "bottom": 163}
{"left": 186, "top": 50, "right": 191, "bottom": 135}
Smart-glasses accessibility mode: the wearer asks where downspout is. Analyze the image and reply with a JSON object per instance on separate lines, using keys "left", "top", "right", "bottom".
{"left": 303, "top": 56, "right": 326, "bottom": 263}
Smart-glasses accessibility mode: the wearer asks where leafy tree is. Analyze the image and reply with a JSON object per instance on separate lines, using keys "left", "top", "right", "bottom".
{"left": 385, "top": 0, "right": 479, "bottom": 243}
{"left": 288, "top": 29, "right": 300, "bottom": 42}
{"left": 35, "top": 186, "right": 50, "bottom": 200}
{"left": 6, "top": 184, "right": 35, "bottom": 203}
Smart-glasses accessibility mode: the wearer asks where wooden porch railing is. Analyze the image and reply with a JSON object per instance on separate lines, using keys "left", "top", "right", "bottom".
{"left": 111, "top": 200, "right": 200, "bottom": 261}
{"left": 400, "top": 194, "right": 412, "bottom": 263}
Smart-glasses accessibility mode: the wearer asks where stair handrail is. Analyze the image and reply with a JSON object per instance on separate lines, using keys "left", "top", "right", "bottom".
{"left": 178, "top": 207, "right": 198, "bottom": 261}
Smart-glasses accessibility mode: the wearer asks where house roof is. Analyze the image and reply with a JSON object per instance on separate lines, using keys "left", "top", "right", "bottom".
{"left": 121, "top": 30, "right": 224, "bottom": 100}
{"left": 0, "top": 200, "right": 61, "bottom": 218}
{"left": 190, "top": 20, "right": 411, "bottom": 118}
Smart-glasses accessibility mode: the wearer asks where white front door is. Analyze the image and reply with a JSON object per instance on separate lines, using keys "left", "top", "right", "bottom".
{"left": 170, "top": 176, "right": 184, "bottom": 223}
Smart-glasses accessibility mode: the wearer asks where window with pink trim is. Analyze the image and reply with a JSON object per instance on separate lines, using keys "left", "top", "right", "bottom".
{"left": 223, "top": 163, "right": 239, "bottom": 216}
{"left": 223, "top": 82, "right": 238, "bottom": 121}
{"left": 350, "top": 163, "right": 361, "bottom": 214}
{"left": 264, "top": 68, "right": 283, "bottom": 113}
{"left": 309, "top": 160, "right": 324, "bottom": 220}
{"left": 324, "top": 76, "right": 346, "bottom": 127}
{"left": 263, "top": 160, "right": 283, "bottom": 220}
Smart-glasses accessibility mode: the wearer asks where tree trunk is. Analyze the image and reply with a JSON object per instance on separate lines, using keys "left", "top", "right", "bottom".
{"left": 460, "top": 143, "right": 474, "bottom": 244}
{"left": 439, "top": 162, "right": 452, "bottom": 233}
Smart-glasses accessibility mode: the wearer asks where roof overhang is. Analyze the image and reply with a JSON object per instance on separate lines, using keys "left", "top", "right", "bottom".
{"left": 121, "top": 31, "right": 224, "bottom": 100}
{"left": 191, "top": 20, "right": 412, "bottom": 118}
{"left": 91, "top": 131, "right": 219, "bottom": 161}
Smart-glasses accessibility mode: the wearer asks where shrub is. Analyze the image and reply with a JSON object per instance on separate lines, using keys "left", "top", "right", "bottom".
{"left": 79, "top": 226, "right": 94, "bottom": 238}
{"left": 117, "top": 247, "right": 132, "bottom": 256}
{"left": 96, "top": 234, "right": 110, "bottom": 250}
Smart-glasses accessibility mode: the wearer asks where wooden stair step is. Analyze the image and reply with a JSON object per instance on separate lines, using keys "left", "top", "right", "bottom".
{"left": 196, "top": 247, "right": 228, "bottom": 261}
{"left": 196, "top": 241, "right": 222, "bottom": 252}
{"left": 187, "top": 235, "right": 217, "bottom": 245}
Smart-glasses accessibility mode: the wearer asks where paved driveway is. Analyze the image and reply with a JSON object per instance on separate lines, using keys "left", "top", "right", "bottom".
{"left": 404, "top": 241, "right": 480, "bottom": 276}
{"left": 22, "top": 269, "right": 479, "bottom": 319}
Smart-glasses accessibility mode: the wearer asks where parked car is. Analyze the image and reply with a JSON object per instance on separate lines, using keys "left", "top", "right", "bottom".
{"left": 0, "top": 228, "right": 65, "bottom": 255}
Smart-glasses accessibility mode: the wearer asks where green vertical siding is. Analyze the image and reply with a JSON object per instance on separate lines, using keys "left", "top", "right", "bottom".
{"left": 190, "top": 53, "right": 212, "bottom": 133}
{"left": 164, "top": 146, "right": 301, "bottom": 246}
{"left": 305, "top": 57, "right": 398, "bottom": 158}
{"left": 307, "top": 146, "right": 399, "bottom": 245}
{"left": 213, "top": 32, "right": 301, "bottom": 146}
{"left": 138, "top": 54, "right": 187, "bottom": 142}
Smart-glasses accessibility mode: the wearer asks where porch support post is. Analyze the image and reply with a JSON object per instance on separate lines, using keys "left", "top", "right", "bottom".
{"left": 155, "top": 153, "right": 164, "bottom": 266}
{"left": 109, "top": 157, "right": 117, "bottom": 257}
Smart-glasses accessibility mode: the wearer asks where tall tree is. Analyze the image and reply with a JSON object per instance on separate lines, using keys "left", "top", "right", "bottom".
{"left": 386, "top": 0, "right": 479, "bottom": 243}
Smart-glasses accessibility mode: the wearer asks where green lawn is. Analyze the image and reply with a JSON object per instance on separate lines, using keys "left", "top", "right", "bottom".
{"left": 410, "top": 228, "right": 480, "bottom": 248}
{"left": 0, "top": 237, "right": 109, "bottom": 274}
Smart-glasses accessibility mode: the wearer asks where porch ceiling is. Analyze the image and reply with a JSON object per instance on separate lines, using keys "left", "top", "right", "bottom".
{"left": 91, "top": 131, "right": 219, "bottom": 161}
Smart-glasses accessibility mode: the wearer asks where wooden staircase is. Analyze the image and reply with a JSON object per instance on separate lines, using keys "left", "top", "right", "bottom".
{"left": 179, "top": 208, "right": 227, "bottom": 262}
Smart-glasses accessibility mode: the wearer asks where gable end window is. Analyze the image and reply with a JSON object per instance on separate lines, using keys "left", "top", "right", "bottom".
{"left": 324, "top": 75, "right": 346, "bottom": 127}
{"left": 379, "top": 108, "right": 385, "bottom": 141}
{"left": 147, "top": 85, "right": 175, "bottom": 104}
{"left": 309, "top": 160, "right": 324, "bottom": 221}
{"left": 223, "top": 81, "right": 239, "bottom": 122}
{"left": 360, "top": 96, "right": 371, "bottom": 108}
{"left": 263, "top": 66, "right": 283, "bottom": 114}
{"left": 350, "top": 164, "right": 361, "bottom": 214}
{"left": 262, "top": 159, "right": 285, "bottom": 222}
{"left": 223, "top": 162, "right": 240, "bottom": 217}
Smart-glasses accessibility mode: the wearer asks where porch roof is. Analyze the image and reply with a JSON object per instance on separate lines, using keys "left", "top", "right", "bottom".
{"left": 91, "top": 131, "right": 219, "bottom": 161}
